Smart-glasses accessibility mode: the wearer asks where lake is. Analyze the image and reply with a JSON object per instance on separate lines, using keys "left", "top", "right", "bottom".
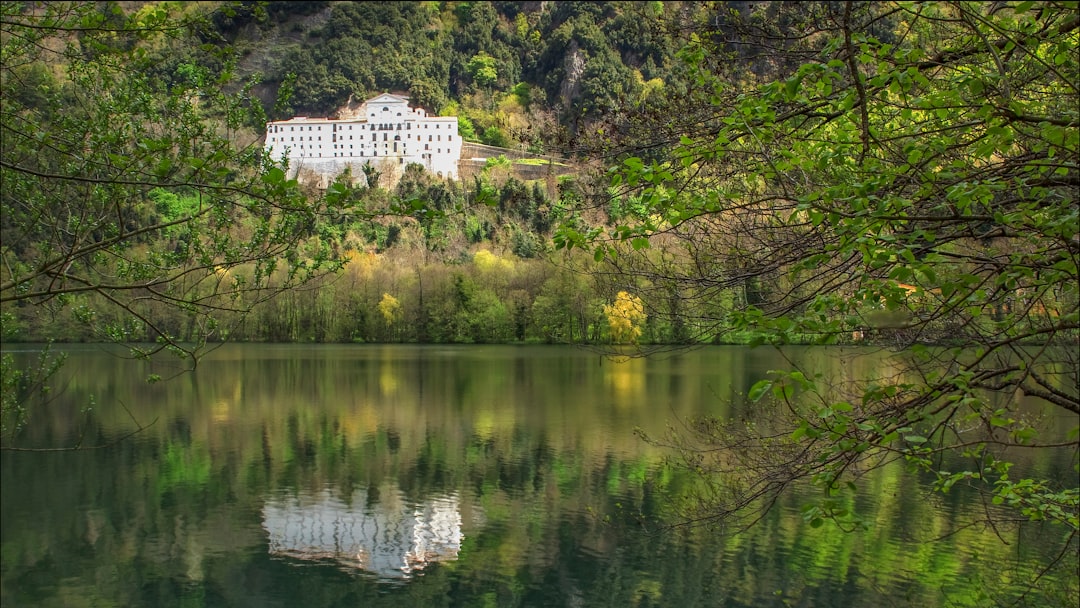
{"left": 0, "top": 344, "right": 1074, "bottom": 607}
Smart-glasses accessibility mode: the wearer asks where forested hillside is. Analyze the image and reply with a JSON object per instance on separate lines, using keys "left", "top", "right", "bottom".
{"left": 213, "top": 1, "right": 701, "bottom": 151}
{"left": 3, "top": 1, "right": 1076, "bottom": 351}
{"left": 1, "top": 0, "right": 780, "bottom": 345}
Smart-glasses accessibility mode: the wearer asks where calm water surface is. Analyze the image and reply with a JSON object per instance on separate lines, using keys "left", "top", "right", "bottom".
{"left": 0, "top": 344, "right": 1073, "bottom": 607}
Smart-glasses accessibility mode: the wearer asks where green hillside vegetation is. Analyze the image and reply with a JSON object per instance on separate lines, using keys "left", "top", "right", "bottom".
{"left": 135, "top": 0, "right": 715, "bottom": 150}
{"left": 0, "top": 0, "right": 756, "bottom": 346}
{"left": 3, "top": 1, "right": 1076, "bottom": 350}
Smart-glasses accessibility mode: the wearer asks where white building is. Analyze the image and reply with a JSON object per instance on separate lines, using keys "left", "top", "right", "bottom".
{"left": 264, "top": 93, "right": 462, "bottom": 181}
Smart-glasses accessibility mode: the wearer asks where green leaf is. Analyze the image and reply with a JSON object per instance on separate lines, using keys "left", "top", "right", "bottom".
{"left": 784, "top": 76, "right": 801, "bottom": 100}
{"left": 748, "top": 379, "right": 772, "bottom": 403}
{"left": 263, "top": 167, "right": 285, "bottom": 185}
{"left": 791, "top": 425, "right": 807, "bottom": 441}
{"left": 773, "top": 381, "right": 794, "bottom": 402}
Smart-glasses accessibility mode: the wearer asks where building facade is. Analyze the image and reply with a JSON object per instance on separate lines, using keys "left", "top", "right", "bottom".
{"left": 264, "top": 93, "right": 462, "bottom": 181}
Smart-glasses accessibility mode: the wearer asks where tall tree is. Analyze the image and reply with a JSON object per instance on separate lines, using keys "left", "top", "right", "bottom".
{"left": 559, "top": 0, "right": 1078, "bottom": 601}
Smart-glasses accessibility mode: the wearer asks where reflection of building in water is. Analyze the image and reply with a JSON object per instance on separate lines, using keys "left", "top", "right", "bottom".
{"left": 261, "top": 488, "right": 463, "bottom": 578}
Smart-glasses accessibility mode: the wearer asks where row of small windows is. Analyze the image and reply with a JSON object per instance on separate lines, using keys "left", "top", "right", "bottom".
{"left": 270, "top": 121, "right": 452, "bottom": 134}
{"left": 289, "top": 150, "right": 447, "bottom": 158}
{"left": 270, "top": 139, "right": 452, "bottom": 149}
{"left": 269, "top": 134, "right": 452, "bottom": 143}
{"left": 283, "top": 147, "right": 446, "bottom": 156}
{"left": 283, "top": 144, "right": 447, "bottom": 150}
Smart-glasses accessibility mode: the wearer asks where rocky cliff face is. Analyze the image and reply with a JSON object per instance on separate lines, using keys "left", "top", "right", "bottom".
{"left": 558, "top": 41, "right": 587, "bottom": 110}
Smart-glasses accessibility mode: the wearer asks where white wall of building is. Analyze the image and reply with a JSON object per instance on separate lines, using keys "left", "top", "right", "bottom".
{"left": 264, "top": 94, "right": 463, "bottom": 181}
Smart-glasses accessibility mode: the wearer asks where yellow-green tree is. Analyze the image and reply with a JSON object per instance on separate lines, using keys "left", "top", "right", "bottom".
{"left": 604, "top": 291, "right": 647, "bottom": 344}
{"left": 377, "top": 293, "right": 403, "bottom": 340}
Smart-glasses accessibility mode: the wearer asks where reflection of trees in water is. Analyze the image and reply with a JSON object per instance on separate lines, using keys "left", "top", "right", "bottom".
{"left": 262, "top": 487, "right": 466, "bottom": 578}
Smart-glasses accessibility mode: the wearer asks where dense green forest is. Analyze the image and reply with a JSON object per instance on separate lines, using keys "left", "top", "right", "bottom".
{"left": 0, "top": 0, "right": 779, "bottom": 346}
{"left": 1, "top": 1, "right": 1077, "bottom": 348}
{"left": 18, "top": 0, "right": 1052, "bottom": 347}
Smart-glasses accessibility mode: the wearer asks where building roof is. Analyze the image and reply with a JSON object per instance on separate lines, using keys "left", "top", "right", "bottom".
{"left": 268, "top": 94, "right": 435, "bottom": 125}
{"left": 366, "top": 93, "right": 410, "bottom": 105}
